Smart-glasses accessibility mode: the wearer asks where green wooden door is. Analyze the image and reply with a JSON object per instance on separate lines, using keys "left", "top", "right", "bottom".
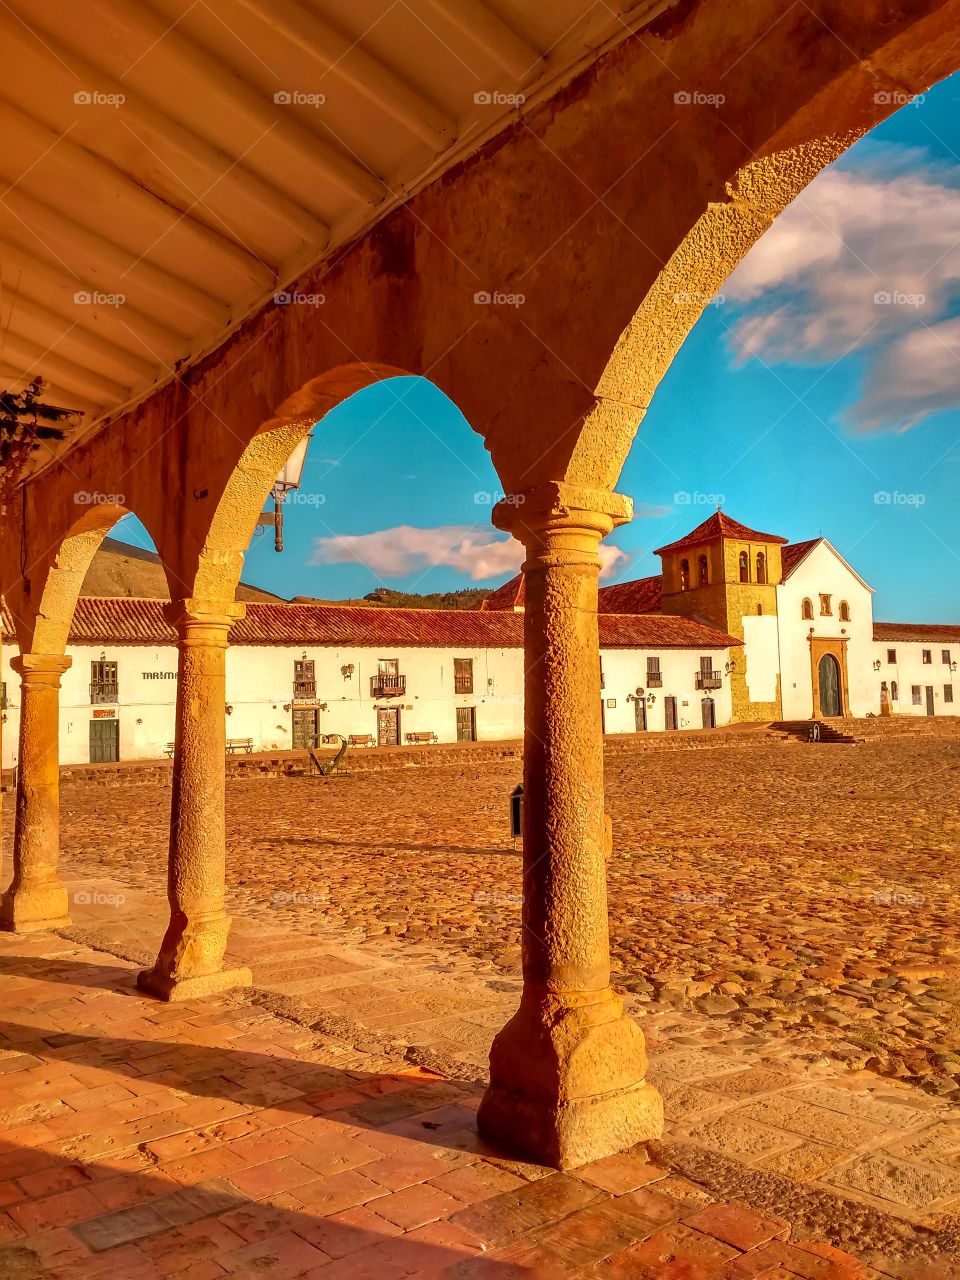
{"left": 89, "top": 718, "right": 119, "bottom": 763}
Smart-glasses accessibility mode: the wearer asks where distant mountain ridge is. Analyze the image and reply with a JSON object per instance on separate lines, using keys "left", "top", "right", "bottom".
{"left": 362, "top": 586, "right": 490, "bottom": 610}
{"left": 82, "top": 538, "right": 283, "bottom": 603}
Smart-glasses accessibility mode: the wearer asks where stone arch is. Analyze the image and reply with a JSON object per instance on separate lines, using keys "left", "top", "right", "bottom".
{"left": 7, "top": 504, "right": 170, "bottom": 656}
{"left": 189, "top": 362, "right": 440, "bottom": 604}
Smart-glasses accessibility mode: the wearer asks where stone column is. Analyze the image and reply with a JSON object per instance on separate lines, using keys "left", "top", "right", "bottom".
{"left": 478, "top": 483, "right": 662, "bottom": 1168}
{"left": 138, "top": 600, "right": 252, "bottom": 1001}
{"left": 1, "top": 654, "right": 72, "bottom": 932}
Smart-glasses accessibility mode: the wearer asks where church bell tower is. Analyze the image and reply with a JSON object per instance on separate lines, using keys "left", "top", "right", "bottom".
{"left": 655, "top": 511, "right": 786, "bottom": 721}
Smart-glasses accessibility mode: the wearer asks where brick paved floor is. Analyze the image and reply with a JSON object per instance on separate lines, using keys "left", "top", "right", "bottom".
{"left": 0, "top": 932, "right": 938, "bottom": 1279}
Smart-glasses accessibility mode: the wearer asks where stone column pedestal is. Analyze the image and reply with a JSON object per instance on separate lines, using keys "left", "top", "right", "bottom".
{"left": 138, "top": 600, "right": 252, "bottom": 1001}
{"left": 477, "top": 484, "right": 662, "bottom": 1169}
{"left": 0, "top": 654, "right": 72, "bottom": 932}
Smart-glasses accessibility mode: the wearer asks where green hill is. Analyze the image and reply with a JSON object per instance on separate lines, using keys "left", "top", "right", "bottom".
{"left": 290, "top": 586, "right": 492, "bottom": 610}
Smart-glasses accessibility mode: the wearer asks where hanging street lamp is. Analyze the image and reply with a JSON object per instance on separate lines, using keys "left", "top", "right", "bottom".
{"left": 257, "top": 433, "right": 311, "bottom": 552}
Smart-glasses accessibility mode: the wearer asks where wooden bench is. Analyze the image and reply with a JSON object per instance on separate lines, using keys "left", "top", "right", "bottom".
{"left": 164, "top": 742, "right": 175, "bottom": 758}
{"left": 348, "top": 734, "right": 376, "bottom": 747}
{"left": 226, "top": 738, "right": 254, "bottom": 754}
{"left": 405, "top": 731, "right": 438, "bottom": 745}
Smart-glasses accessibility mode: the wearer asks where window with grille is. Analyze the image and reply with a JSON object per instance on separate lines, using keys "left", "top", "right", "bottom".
{"left": 90, "top": 660, "right": 118, "bottom": 704}
{"left": 294, "top": 659, "right": 316, "bottom": 698}
{"left": 454, "top": 657, "right": 474, "bottom": 694}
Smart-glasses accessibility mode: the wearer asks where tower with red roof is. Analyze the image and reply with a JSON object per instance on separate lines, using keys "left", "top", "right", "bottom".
{"left": 654, "top": 510, "right": 788, "bottom": 720}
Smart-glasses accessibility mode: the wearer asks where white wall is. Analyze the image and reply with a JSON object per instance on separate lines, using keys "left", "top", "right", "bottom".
{"left": 2, "top": 643, "right": 178, "bottom": 769}
{"left": 776, "top": 543, "right": 877, "bottom": 719}
{"left": 872, "top": 639, "right": 960, "bottom": 717}
{"left": 225, "top": 644, "right": 526, "bottom": 749}
{"left": 2, "top": 637, "right": 737, "bottom": 768}
{"left": 741, "top": 614, "right": 780, "bottom": 704}
{"left": 599, "top": 647, "right": 733, "bottom": 733}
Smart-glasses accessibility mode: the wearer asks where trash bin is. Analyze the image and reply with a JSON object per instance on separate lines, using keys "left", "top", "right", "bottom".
{"left": 510, "top": 783, "right": 523, "bottom": 839}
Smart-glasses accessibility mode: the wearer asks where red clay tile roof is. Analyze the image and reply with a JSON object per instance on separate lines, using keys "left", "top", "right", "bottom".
{"left": 479, "top": 573, "right": 525, "bottom": 610}
{"left": 780, "top": 539, "right": 821, "bottom": 579}
{"left": 1, "top": 596, "right": 740, "bottom": 650}
{"left": 873, "top": 622, "right": 960, "bottom": 643}
{"left": 599, "top": 615, "right": 740, "bottom": 648}
{"left": 655, "top": 511, "right": 788, "bottom": 555}
{"left": 483, "top": 572, "right": 664, "bottom": 616}
{"left": 598, "top": 575, "right": 662, "bottom": 614}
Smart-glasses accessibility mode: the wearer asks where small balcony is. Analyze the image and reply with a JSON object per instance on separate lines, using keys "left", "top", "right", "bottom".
{"left": 293, "top": 680, "right": 317, "bottom": 699}
{"left": 696, "top": 670, "right": 722, "bottom": 690}
{"left": 645, "top": 672, "right": 663, "bottom": 688}
{"left": 454, "top": 673, "right": 474, "bottom": 694}
{"left": 371, "top": 673, "right": 406, "bottom": 698}
{"left": 90, "top": 682, "right": 119, "bottom": 705}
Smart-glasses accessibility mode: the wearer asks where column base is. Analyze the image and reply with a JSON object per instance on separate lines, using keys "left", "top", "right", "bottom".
{"left": 0, "top": 885, "right": 71, "bottom": 933}
{"left": 137, "top": 965, "right": 253, "bottom": 1002}
{"left": 478, "top": 988, "right": 663, "bottom": 1169}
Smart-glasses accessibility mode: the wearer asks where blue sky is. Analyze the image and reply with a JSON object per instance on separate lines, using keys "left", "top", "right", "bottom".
{"left": 117, "top": 73, "right": 960, "bottom": 622}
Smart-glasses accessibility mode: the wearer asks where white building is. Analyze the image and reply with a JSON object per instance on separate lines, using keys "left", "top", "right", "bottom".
{"left": 872, "top": 625, "right": 960, "bottom": 718}
{"left": 0, "top": 597, "right": 738, "bottom": 767}
{"left": 596, "top": 512, "right": 958, "bottom": 726}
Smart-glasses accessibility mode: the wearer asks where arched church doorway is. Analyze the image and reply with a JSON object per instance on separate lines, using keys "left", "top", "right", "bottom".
{"left": 818, "top": 654, "right": 843, "bottom": 718}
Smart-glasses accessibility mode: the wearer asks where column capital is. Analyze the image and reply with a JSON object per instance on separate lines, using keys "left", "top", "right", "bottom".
{"left": 492, "top": 483, "right": 632, "bottom": 544}
{"left": 10, "top": 653, "right": 72, "bottom": 686}
{"left": 163, "top": 598, "right": 246, "bottom": 646}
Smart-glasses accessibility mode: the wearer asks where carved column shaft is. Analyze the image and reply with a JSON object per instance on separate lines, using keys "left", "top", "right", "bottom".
{"left": 478, "top": 484, "right": 662, "bottom": 1169}
{"left": 138, "top": 600, "right": 251, "bottom": 1001}
{"left": 1, "top": 654, "right": 72, "bottom": 932}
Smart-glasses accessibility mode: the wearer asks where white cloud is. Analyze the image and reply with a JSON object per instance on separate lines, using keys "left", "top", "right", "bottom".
{"left": 725, "top": 155, "right": 960, "bottom": 430}
{"left": 849, "top": 316, "right": 960, "bottom": 433}
{"left": 310, "top": 524, "right": 627, "bottom": 581}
